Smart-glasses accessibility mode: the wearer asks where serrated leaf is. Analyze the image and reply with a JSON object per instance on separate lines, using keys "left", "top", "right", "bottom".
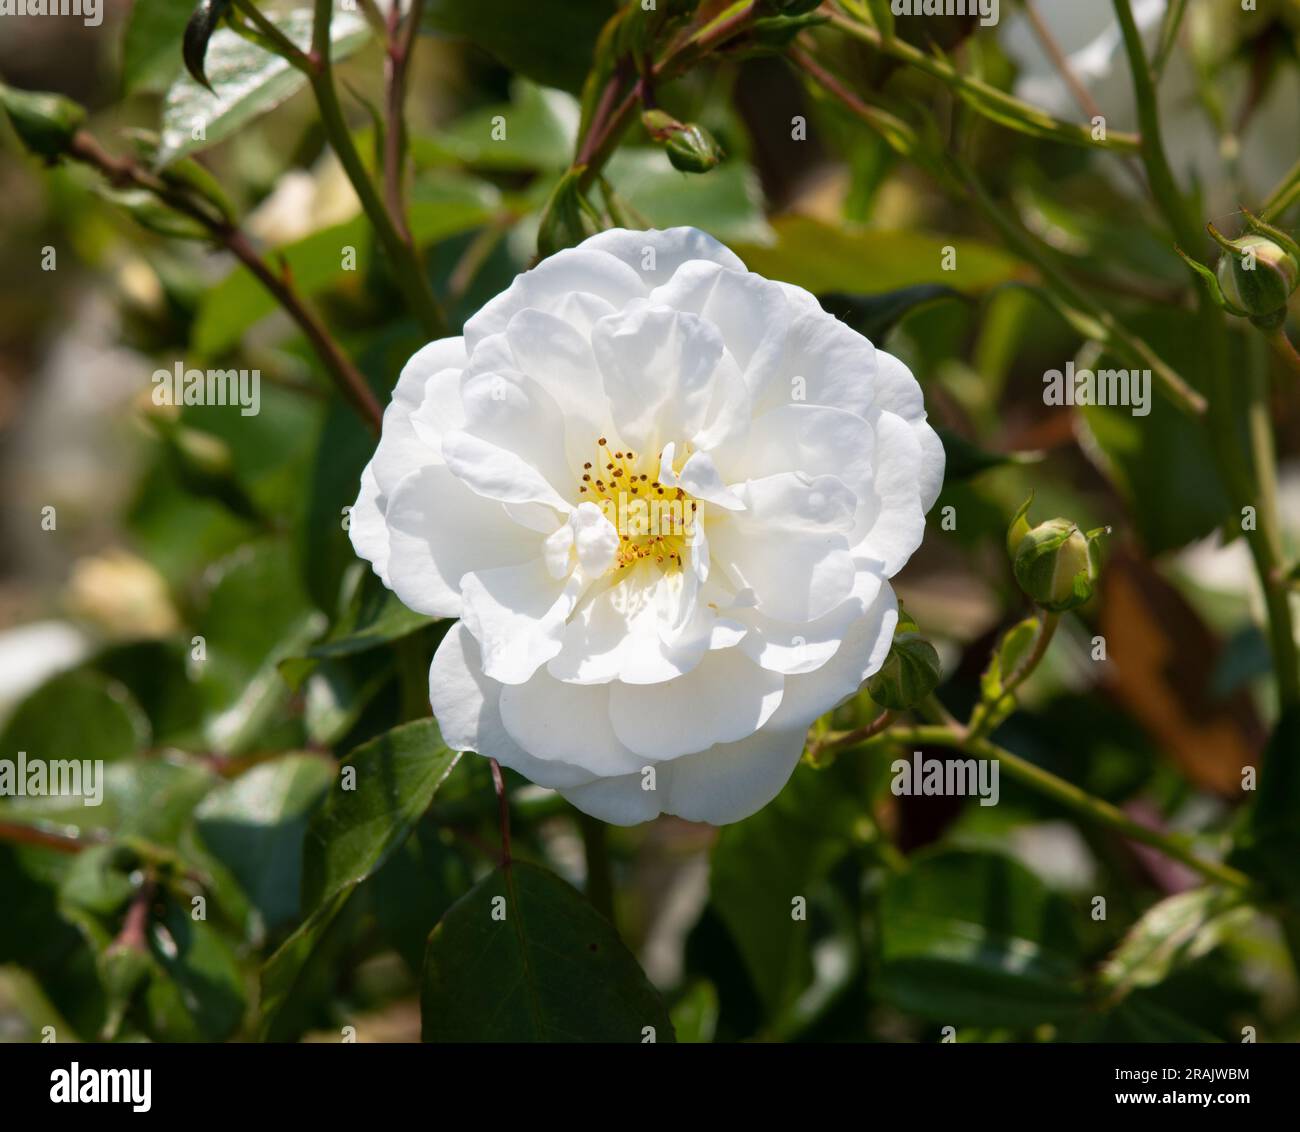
{"left": 421, "top": 860, "right": 674, "bottom": 1042}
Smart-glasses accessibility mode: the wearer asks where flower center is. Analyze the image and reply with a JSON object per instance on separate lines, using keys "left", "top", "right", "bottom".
{"left": 577, "top": 436, "right": 699, "bottom": 572}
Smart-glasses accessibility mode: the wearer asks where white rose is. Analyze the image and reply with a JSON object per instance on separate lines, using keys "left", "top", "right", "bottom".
{"left": 349, "top": 227, "right": 944, "bottom": 825}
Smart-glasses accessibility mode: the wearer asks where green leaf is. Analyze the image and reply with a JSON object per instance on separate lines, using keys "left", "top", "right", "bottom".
{"left": 158, "top": 8, "right": 372, "bottom": 165}
{"left": 733, "top": 217, "right": 1022, "bottom": 297}
{"left": 1230, "top": 706, "right": 1300, "bottom": 900}
{"left": 300, "top": 720, "right": 458, "bottom": 909}
{"left": 193, "top": 753, "right": 335, "bottom": 933}
{"left": 372, "top": 825, "right": 472, "bottom": 973}
{"left": 710, "top": 762, "right": 861, "bottom": 1015}
{"left": 1100, "top": 887, "right": 1250, "bottom": 1000}
{"left": 422, "top": 0, "right": 616, "bottom": 94}
{"left": 141, "top": 906, "right": 246, "bottom": 1041}
{"left": 194, "top": 540, "right": 323, "bottom": 754}
{"left": 1076, "top": 308, "right": 1230, "bottom": 554}
{"left": 937, "top": 428, "right": 1041, "bottom": 481}
{"left": 193, "top": 177, "right": 495, "bottom": 356}
{"left": 0, "top": 670, "right": 150, "bottom": 765}
{"left": 421, "top": 860, "right": 674, "bottom": 1042}
{"left": 414, "top": 81, "right": 578, "bottom": 172}
{"left": 310, "top": 567, "right": 434, "bottom": 660}
{"left": 820, "top": 285, "right": 968, "bottom": 342}
{"left": 606, "top": 148, "right": 773, "bottom": 246}
{"left": 979, "top": 617, "right": 1038, "bottom": 704}
{"left": 122, "top": 0, "right": 196, "bottom": 95}
{"left": 876, "top": 849, "right": 1087, "bottom": 1026}
{"left": 260, "top": 720, "right": 458, "bottom": 1034}
{"left": 183, "top": 0, "right": 234, "bottom": 91}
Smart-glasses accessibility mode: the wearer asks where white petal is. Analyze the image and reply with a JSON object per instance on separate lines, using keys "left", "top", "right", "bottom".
{"left": 576, "top": 226, "right": 747, "bottom": 287}
{"left": 371, "top": 336, "right": 468, "bottom": 494}
{"left": 572, "top": 501, "right": 619, "bottom": 576}
{"left": 738, "top": 571, "right": 884, "bottom": 675}
{"left": 349, "top": 465, "right": 392, "bottom": 586}
{"left": 677, "top": 451, "right": 744, "bottom": 510}
{"left": 385, "top": 464, "right": 539, "bottom": 617}
{"left": 875, "top": 350, "right": 945, "bottom": 512}
{"left": 648, "top": 260, "right": 791, "bottom": 396}
{"left": 464, "top": 248, "right": 645, "bottom": 350}
{"left": 710, "top": 402, "right": 875, "bottom": 503}
{"left": 456, "top": 359, "right": 573, "bottom": 505}
{"left": 442, "top": 430, "right": 570, "bottom": 511}
{"left": 459, "top": 559, "right": 583, "bottom": 685}
{"left": 709, "top": 473, "right": 857, "bottom": 622}
{"left": 608, "top": 647, "right": 784, "bottom": 760}
{"left": 498, "top": 673, "right": 645, "bottom": 777}
{"left": 548, "top": 562, "right": 708, "bottom": 685}
{"left": 852, "top": 410, "right": 926, "bottom": 575}
{"left": 756, "top": 306, "right": 875, "bottom": 419}
{"left": 660, "top": 725, "right": 806, "bottom": 825}
{"left": 557, "top": 723, "right": 806, "bottom": 827}
{"left": 591, "top": 304, "right": 729, "bottom": 454}
{"left": 429, "top": 623, "right": 596, "bottom": 789}
{"left": 504, "top": 308, "right": 611, "bottom": 471}
{"left": 770, "top": 582, "right": 899, "bottom": 731}
{"left": 557, "top": 768, "right": 664, "bottom": 825}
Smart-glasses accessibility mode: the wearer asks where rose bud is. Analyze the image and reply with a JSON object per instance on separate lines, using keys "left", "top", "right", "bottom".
{"left": 1013, "top": 518, "right": 1104, "bottom": 613}
{"left": 867, "top": 631, "right": 943, "bottom": 711}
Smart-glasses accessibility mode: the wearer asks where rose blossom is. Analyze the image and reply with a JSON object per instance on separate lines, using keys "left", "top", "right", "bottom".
{"left": 349, "top": 227, "right": 944, "bottom": 825}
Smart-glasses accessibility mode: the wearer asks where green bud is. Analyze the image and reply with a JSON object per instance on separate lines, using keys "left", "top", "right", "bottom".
{"left": 642, "top": 110, "right": 722, "bottom": 174}
{"left": 1006, "top": 493, "right": 1034, "bottom": 560}
{"left": 867, "top": 631, "right": 942, "bottom": 711}
{"left": 0, "top": 82, "right": 84, "bottom": 161}
{"left": 1215, "top": 235, "right": 1299, "bottom": 321}
{"left": 664, "top": 123, "right": 722, "bottom": 173}
{"left": 1013, "top": 519, "right": 1103, "bottom": 613}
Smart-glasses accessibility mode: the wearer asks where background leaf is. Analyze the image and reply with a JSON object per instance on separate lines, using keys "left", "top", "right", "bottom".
{"left": 421, "top": 860, "right": 674, "bottom": 1042}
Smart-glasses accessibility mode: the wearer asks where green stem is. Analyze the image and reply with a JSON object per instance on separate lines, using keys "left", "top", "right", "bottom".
{"left": 967, "top": 610, "right": 1060, "bottom": 743}
{"left": 309, "top": 0, "right": 446, "bottom": 339}
{"left": 1113, "top": 0, "right": 1297, "bottom": 710}
{"left": 827, "top": 6, "right": 1140, "bottom": 152}
{"left": 577, "top": 811, "right": 615, "bottom": 924}
{"left": 950, "top": 155, "right": 1206, "bottom": 415}
{"left": 1245, "top": 353, "right": 1300, "bottom": 708}
{"left": 847, "top": 726, "right": 1253, "bottom": 890}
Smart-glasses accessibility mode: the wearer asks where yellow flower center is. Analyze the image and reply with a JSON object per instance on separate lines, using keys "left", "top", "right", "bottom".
{"left": 577, "top": 437, "right": 699, "bottom": 572}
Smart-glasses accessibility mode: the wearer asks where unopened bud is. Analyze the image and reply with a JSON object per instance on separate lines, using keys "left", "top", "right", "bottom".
{"left": 867, "top": 632, "right": 942, "bottom": 711}
{"left": 1006, "top": 494, "right": 1033, "bottom": 560}
{"left": 641, "top": 110, "right": 722, "bottom": 174}
{"left": 1215, "top": 236, "right": 1298, "bottom": 325}
{"left": 0, "top": 82, "right": 84, "bottom": 161}
{"left": 1013, "top": 519, "right": 1104, "bottom": 613}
